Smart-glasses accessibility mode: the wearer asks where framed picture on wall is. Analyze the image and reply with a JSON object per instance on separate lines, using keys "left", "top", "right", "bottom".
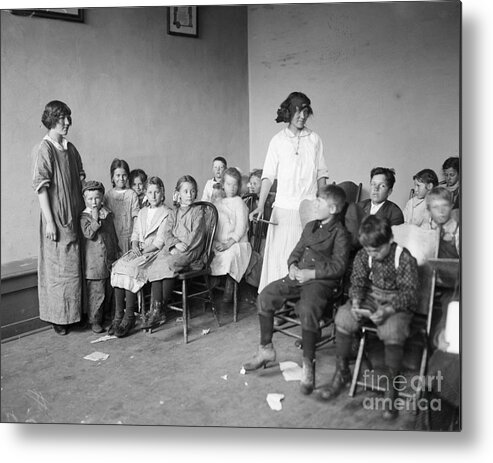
{"left": 11, "top": 9, "right": 84, "bottom": 23}
{"left": 167, "top": 6, "right": 198, "bottom": 37}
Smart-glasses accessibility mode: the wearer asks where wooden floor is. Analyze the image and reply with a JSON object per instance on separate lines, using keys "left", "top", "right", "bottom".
{"left": 1, "top": 285, "right": 418, "bottom": 429}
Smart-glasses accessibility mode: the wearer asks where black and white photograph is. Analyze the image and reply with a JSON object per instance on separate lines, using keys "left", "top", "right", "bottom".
{"left": 0, "top": 0, "right": 490, "bottom": 459}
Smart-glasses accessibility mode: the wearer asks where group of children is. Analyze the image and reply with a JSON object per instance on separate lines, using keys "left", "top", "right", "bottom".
{"left": 242, "top": 157, "right": 460, "bottom": 420}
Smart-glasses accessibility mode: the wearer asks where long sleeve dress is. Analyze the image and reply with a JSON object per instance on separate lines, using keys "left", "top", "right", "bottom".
{"left": 259, "top": 126, "right": 329, "bottom": 292}
{"left": 110, "top": 204, "right": 171, "bottom": 293}
{"left": 147, "top": 205, "right": 207, "bottom": 282}
{"left": 104, "top": 188, "right": 140, "bottom": 253}
{"left": 32, "top": 135, "right": 85, "bottom": 324}
{"left": 210, "top": 196, "right": 252, "bottom": 282}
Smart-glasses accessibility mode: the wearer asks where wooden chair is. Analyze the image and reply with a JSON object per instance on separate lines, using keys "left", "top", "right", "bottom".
{"left": 165, "top": 201, "right": 219, "bottom": 343}
{"left": 336, "top": 181, "right": 362, "bottom": 204}
{"left": 348, "top": 224, "right": 440, "bottom": 402}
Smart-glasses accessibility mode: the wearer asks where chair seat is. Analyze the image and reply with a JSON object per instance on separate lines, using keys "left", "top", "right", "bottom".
{"left": 175, "top": 267, "right": 209, "bottom": 279}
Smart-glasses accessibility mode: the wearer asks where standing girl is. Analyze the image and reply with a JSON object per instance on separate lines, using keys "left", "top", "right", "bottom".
{"left": 110, "top": 176, "right": 171, "bottom": 337}
{"left": 211, "top": 167, "right": 252, "bottom": 302}
{"left": 145, "top": 175, "right": 207, "bottom": 329}
{"left": 129, "top": 168, "right": 148, "bottom": 209}
{"left": 250, "top": 92, "right": 329, "bottom": 292}
{"left": 105, "top": 158, "right": 139, "bottom": 336}
{"left": 32, "top": 100, "right": 85, "bottom": 335}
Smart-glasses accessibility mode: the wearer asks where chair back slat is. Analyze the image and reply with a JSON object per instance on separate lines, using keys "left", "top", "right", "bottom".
{"left": 190, "top": 201, "right": 218, "bottom": 269}
{"left": 337, "top": 181, "right": 363, "bottom": 204}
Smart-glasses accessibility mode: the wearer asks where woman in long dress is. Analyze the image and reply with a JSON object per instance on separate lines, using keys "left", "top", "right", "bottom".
{"left": 32, "top": 100, "right": 85, "bottom": 335}
{"left": 250, "top": 92, "right": 329, "bottom": 292}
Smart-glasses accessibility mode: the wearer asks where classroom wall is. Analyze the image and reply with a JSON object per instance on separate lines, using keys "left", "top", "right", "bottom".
{"left": 1, "top": 6, "right": 249, "bottom": 264}
{"left": 247, "top": 2, "right": 460, "bottom": 206}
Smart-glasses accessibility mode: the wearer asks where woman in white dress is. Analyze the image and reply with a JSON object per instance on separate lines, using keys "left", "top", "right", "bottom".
{"left": 250, "top": 92, "right": 329, "bottom": 292}
{"left": 210, "top": 167, "right": 252, "bottom": 301}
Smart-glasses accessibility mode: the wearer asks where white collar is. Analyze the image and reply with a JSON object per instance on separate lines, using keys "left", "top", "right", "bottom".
{"left": 44, "top": 134, "right": 68, "bottom": 150}
{"left": 284, "top": 127, "right": 311, "bottom": 138}
{"left": 83, "top": 206, "right": 110, "bottom": 219}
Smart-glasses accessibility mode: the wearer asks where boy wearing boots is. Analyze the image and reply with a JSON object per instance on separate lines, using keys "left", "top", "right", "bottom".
{"left": 318, "top": 215, "right": 418, "bottom": 420}
{"left": 80, "top": 181, "right": 120, "bottom": 334}
{"left": 242, "top": 184, "right": 350, "bottom": 395}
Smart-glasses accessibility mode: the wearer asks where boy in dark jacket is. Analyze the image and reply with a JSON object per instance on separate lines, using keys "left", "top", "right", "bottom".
{"left": 243, "top": 184, "right": 350, "bottom": 395}
{"left": 80, "top": 181, "right": 120, "bottom": 333}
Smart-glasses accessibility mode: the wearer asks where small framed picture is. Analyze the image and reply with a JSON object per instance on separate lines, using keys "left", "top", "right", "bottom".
{"left": 11, "top": 8, "right": 84, "bottom": 23}
{"left": 167, "top": 6, "right": 198, "bottom": 37}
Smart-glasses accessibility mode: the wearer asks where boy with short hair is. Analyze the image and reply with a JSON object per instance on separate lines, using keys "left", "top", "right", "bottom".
{"left": 201, "top": 156, "right": 227, "bottom": 201}
{"left": 80, "top": 181, "right": 120, "bottom": 333}
{"left": 242, "top": 184, "right": 351, "bottom": 395}
{"left": 422, "top": 186, "right": 459, "bottom": 258}
{"left": 319, "top": 215, "right": 418, "bottom": 420}
{"left": 403, "top": 168, "right": 439, "bottom": 226}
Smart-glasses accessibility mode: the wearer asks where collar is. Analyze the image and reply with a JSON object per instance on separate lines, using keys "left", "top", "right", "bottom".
{"left": 83, "top": 206, "right": 110, "bottom": 219}
{"left": 44, "top": 134, "right": 68, "bottom": 150}
{"left": 284, "top": 127, "right": 312, "bottom": 138}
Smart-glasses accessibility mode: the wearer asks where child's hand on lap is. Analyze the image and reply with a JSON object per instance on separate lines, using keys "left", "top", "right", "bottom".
{"left": 288, "top": 264, "right": 298, "bottom": 280}
{"left": 295, "top": 268, "right": 316, "bottom": 284}
{"left": 175, "top": 242, "right": 188, "bottom": 252}
{"left": 370, "top": 305, "right": 394, "bottom": 325}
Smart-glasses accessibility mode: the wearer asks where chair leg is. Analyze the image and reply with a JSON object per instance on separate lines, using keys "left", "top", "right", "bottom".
{"left": 233, "top": 281, "right": 238, "bottom": 323}
{"left": 182, "top": 279, "right": 188, "bottom": 344}
{"left": 349, "top": 331, "right": 367, "bottom": 397}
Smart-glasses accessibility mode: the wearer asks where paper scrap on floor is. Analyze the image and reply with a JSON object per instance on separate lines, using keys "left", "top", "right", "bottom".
{"left": 266, "top": 393, "right": 285, "bottom": 411}
{"left": 202, "top": 328, "right": 210, "bottom": 335}
{"left": 83, "top": 352, "right": 110, "bottom": 362}
{"left": 90, "top": 335, "right": 117, "bottom": 344}
{"left": 279, "top": 361, "right": 303, "bottom": 381}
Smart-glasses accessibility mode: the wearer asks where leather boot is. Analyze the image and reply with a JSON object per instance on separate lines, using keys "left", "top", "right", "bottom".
{"left": 300, "top": 357, "right": 315, "bottom": 395}
{"left": 382, "top": 368, "right": 399, "bottom": 420}
{"left": 108, "top": 305, "right": 124, "bottom": 335}
{"left": 115, "top": 317, "right": 135, "bottom": 338}
{"left": 145, "top": 301, "right": 165, "bottom": 329}
{"left": 318, "top": 356, "right": 351, "bottom": 401}
{"left": 243, "top": 343, "right": 277, "bottom": 371}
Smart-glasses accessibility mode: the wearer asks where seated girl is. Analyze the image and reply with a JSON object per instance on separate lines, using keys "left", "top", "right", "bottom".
{"left": 110, "top": 176, "right": 171, "bottom": 337}
{"left": 210, "top": 167, "right": 252, "bottom": 302}
{"left": 145, "top": 175, "right": 207, "bottom": 329}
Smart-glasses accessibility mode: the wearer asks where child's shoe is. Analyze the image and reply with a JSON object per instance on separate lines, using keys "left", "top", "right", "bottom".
{"left": 108, "top": 319, "right": 122, "bottom": 336}
{"left": 242, "top": 343, "right": 277, "bottom": 371}
{"left": 300, "top": 357, "right": 315, "bottom": 395}
{"left": 146, "top": 301, "right": 165, "bottom": 329}
{"left": 317, "top": 356, "right": 351, "bottom": 401}
{"left": 91, "top": 323, "right": 105, "bottom": 334}
{"left": 115, "top": 317, "right": 135, "bottom": 338}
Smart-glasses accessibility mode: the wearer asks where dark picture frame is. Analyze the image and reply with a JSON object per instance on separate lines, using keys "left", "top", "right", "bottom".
{"left": 167, "top": 6, "right": 198, "bottom": 37}
{"left": 11, "top": 9, "right": 84, "bottom": 23}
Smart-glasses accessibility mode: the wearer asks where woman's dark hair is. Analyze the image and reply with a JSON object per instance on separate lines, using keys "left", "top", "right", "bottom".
{"left": 358, "top": 215, "right": 393, "bottom": 248}
{"left": 442, "top": 156, "right": 460, "bottom": 174}
{"left": 109, "top": 158, "right": 130, "bottom": 186}
{"left": 275, "top": 92, "right": 313, "bottom": 123}
{"left": 413, "top": 169, "right": 439, "bottom": 187}
{"left": 370, "top": 167, "right": 397, "bottom": 189}
{"left": 129, "top": 169, "right": 148, "bottom": 187}
{"left": 41, "top": 100, "right": 72, "bottom": 129}
{"left": 222, "top": 167, "right": 242, "bottom": 195}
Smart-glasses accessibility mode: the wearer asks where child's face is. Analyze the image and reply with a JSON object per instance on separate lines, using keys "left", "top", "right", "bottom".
{"left": 146, "top": 184, "right": 164, "bottom": 208}
{"left": 370, "top": 174, "right": 392, "bottom": 204}
{"left": 414, "top": 179, "right": 432, "bottom": 200}
{"left": 443, "top": 168, "right": 459, "bottom": 188}
{"left": 313, "top": 196, "right": 335, "bottom": 221}
{"left": 112, "top": 168, "right": 128, "bottom": 189}
{"left": 248, "top": 176, "right": 262, "bottom": 195}
{"left": 178, "top": 181, "right": 196, "bottom": 207}
{"left": 84, "top": 190, "right": 103, "bottom": 210}
{"left": 212, "top": 161, "right": 226, "bottom": 181}
{"left": 428, "top": 197, "right": 452, "bottom": 225}
{"left": 211, "top": 187, "right": 225, "bottom": 202}
{"left": 223, "top": 174, "right": 239, "bottom": 198}
{"left": 132, "top": 176, "right": 145, "bottom": 197}
{"left": 364, "top": 242, "right": 392, "bottom": 262}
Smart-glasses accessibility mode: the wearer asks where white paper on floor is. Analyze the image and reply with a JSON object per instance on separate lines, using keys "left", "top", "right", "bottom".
{"left": 266, "top": 393, "right": 285, "bottom": 411}
{"left": 239, "top": 367, "right": 246, "bottom": 375}
{"left": 83, "top": 352, "right": 110, "bottom": 362}
{"left": 279, "top": 361, "right": 303, "bottom": 381}
{"left": 90, "top": 335, "right": 117, "bottom": 344}
{"left": 221, "top": 374, "right": 228, "bottom": 381}
{"left": 201, "top": 328, "right": 211, "bottom": 335}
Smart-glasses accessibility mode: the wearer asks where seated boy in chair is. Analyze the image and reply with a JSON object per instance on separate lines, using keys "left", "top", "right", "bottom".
{"left": 318, "top": 215, "right": 418, "bottom": 420}
{"left": 242, "top": 185, "right": 350, "bottom": 396}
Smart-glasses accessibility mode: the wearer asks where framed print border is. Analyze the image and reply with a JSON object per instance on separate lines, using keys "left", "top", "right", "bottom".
{"left": 10, "top": 9, "right": 84, "bottom": 23}
{"left": 167, "top": 6, "right": 198, "bottom": 38}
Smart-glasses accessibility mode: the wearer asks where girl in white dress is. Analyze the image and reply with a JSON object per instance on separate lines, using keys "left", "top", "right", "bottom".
{"left": 250, "top": 92, "right": 329, "bottom": 292}
{"left": 211, "top": 167, "right": 252, "bottom": 301}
